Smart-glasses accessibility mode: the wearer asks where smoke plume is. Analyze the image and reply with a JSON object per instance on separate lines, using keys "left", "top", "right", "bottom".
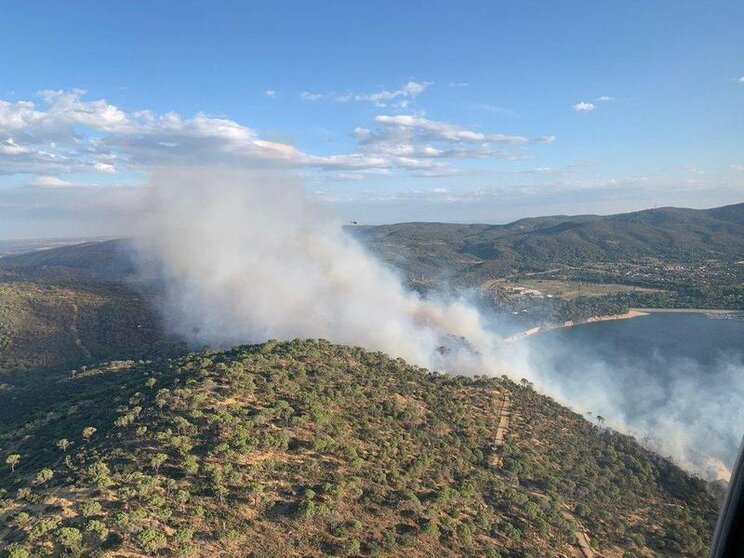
{"left": 135, "top": 168, "right": 500, "bottom": 373}
{"left": 134, "top": 167, "right": 743, "bottom": 480}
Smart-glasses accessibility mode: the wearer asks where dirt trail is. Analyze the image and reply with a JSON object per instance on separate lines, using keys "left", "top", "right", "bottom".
{"left": 494, "top": 391, "right": 595, "bottom": 558}
{"left": 494, "top": 393, "right": 511, "bottom": 447}
{"left": 561, "top": 508, "right": 596, "bottom": 558}
{"left": 69, "top": 301, "right": 92, "bottom": 360}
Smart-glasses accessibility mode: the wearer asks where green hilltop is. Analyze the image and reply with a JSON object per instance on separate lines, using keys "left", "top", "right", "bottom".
{"left": 0, "top": 340, "right": 719, "bottom": 557}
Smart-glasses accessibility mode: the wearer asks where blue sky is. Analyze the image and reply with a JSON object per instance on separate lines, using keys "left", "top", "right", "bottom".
{"left": 1, "top": 1, "right": 743, "bottom": 237}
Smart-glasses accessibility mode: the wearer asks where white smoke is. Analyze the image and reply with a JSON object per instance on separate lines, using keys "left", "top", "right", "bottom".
{"left": 133, "top": 167, "right": 742, "bottom": 480}
{"left": 134, "top": 167, "right": 502, "bottom": 373}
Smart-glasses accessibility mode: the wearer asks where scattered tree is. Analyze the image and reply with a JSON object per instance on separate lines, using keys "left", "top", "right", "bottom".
{"left": 82, "top": 426, "right": 97, "bottom": 442}
{"left": 5, "top": 453, "right": 20, "bottom": 474}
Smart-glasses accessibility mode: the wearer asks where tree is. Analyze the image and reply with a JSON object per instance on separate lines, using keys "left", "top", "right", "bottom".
{"left": 151, "top": 453, "right": 168, "bottom": 474}
{"left": 82, "top": 426, "right": 97, "bottom": 442}
{"left": 56, "top": 527, "right": 83, "bottom": 549}
{"left": 5, "top": 543, "right": 31, "bottom": 558}
{"left": 596, "top": 415, "right": 606, "bottom": 427}
{"left": 137, "top": 527, "right": 168, "bottom": 553}
{"left": 5, "top": 453, "right": 20, "bottom": 474}
{"left": 86, "top": 460, "right": 113, "bottom": 488}
{"left": 86, "top": 519, "right": 109, "bottom": 542}
{"left": 35, "top": 468, "right": 54, "bottom": 484}
{"left": 175, "top": 488, "right": 190, "bottom": 510}
{"left": 79, "top": 501, "right": 102, "bottom": 517}
{"left": 14, "top": 512, "right": 31, "bottom": 527}
{"left": 56, "top": 438, "right": 71, "bottom": 452}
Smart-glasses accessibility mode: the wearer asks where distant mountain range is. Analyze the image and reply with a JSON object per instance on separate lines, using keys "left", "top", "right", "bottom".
{"left": 352, "top": 202, "right": 744, "bottom": 286}
{"left": 2, "top": 203, "right": 742, "bottom": 284}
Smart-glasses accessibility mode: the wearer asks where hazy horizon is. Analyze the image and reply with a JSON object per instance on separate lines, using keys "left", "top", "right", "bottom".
{"left": 1, "top": 198, "right": 742, "bottom": 242}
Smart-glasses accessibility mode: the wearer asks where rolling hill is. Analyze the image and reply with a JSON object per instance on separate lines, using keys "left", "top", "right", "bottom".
{"left": 0, "top": 340, "right": 721, "bottom": 557}
{"left": 2, "top": 204, "right": 742, "bottom": 286}
{"left": 351, "top": 202, "right": 744, "bottom": 287}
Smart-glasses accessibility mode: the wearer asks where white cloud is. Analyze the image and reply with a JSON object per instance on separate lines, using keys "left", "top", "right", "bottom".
{"left": 39, "top": 89, "right": 131, "bottom": 131}
{"left": 374, "top": 114, "right": 529, "bottom": 144}
{"left": 738, "top": 76, "right": 744, "bottom": 83}
{"left": 30, "top": 175, "right": 75, "bottom": 188}
{"left": 334, "top": 81, "right": 429, "bottom": 105}
{"left": 264, "top": 89, "right": 276, "bottom": 97}
{"left": 731, "top": 164, "right": 744, "bottom": 172}
{"left": 421, "top": 145, "right": 444, "bottom": 157}
{"left": 448, "top": 82, "right": 469, "bottom": 88}
{"left": 0, "top": 90, "right": 556, "bottom": 186}
{"left": 0, "top": 138, "right": 30, "bottom": 155}
{"left": 94, "top": 161, "right": 117, "bottom": 173}
{"left": 401, "top": 81, "right": 426, "bottom": 96}
{"left": 596, "top": 96, "right": 615, "bottom": 102}
{"left": 300, "top": 91, "right": 323, "bottom": 101}
{"left": 395, "top": 156, "right": 446, "bottom": 170}
{"left": 572, "top": 101, "right": 596, "bottom": 112}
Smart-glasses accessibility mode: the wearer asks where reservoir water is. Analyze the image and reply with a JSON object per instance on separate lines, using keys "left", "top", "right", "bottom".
{"left": 521, "top": 311, "right": 744, "bottom": 478}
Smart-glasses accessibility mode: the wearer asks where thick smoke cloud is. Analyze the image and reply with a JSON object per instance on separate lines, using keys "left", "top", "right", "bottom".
{"left": 133, "top": 167, "right": 742, "bottom": 480}
{"left": 134, "top": 168, "right": 501, "bottom": 373}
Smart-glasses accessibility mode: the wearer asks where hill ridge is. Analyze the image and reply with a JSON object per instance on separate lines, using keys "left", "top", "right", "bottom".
{"left": 0, "top": 340, "right": 720, "bottom": 557}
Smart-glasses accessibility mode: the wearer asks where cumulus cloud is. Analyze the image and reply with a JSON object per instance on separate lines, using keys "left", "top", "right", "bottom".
{"left": 300, "top": 91, "right": 323, "bottom": 101}
{"left": 0, "top": 89, "right": 556, "bottom": 188}
{"left": 374, "top": 114, "right": 529, "bottom": 144}
{"left": 334, "top": 81, "right": 429, "bottom": 106}
{"left": 342, "top": 113, "right": 545, "bottom": 172}
{"left": 351, "top": 127, "right": 370, "bottom": 139}
{"left": 572, "top": 101, "right": 596, "bottom": 112}
{"left": 0, "top": 89, "right": 399, "bottom": 178}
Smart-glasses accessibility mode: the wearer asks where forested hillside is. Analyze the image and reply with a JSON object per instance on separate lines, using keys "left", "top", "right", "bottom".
{"left": 352, "top": 203, "right": 744, "bottom": 318}
{"left": 352, "top": 203, "right": 744, "bottom": 285}
{"left": 0, "top": 241, "right": 172, "bottom": 373}
{"left": 0, "top": 340, "right": 719, "bottom": 557}
{"left": 0, "top": 280, "right": 169, "bottom": 374}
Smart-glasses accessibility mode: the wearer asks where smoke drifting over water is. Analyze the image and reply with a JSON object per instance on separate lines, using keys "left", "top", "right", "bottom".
{"left": 519, "top": 317, "right": 744, "bottom": 481}
{"left": 134, "top": 168, "right": 743, "bottom": 480}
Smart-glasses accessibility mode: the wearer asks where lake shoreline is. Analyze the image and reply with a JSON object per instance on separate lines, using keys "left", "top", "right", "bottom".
{"left": 504, "top": 309, "right": 649, "bottom": 342}
{"left": 505, "top": 307, "right": 744, "bottom": 343}
{"left": 631, "top": 307, "right": 744, "bottom": 314}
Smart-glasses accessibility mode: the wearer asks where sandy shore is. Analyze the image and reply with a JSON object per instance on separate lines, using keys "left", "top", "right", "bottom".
{"left": 631, "top": 307, "right": 743, "bottom": 314}
{"left": 504, "top": 309, "right": 649, "bottom": 343}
